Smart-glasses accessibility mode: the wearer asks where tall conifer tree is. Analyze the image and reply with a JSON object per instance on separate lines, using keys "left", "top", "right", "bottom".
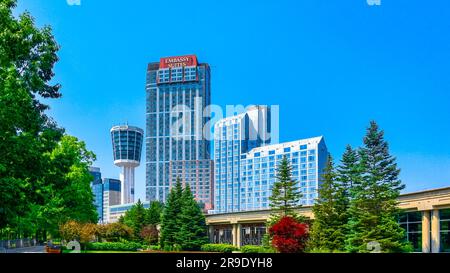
{"left": 309, "top": 154, "right": 348, "bottom": 251}
{"left": 160, "top": 178, "right": 183, "bottom": 250}
{"left": 345, "top": 121, "right": 409, "bottom": 252}
{"left": 270, "top": 156, "right": 302, "bottom": 216}
{"left": 177, "top": 184, "right": 208, "bottom": 250}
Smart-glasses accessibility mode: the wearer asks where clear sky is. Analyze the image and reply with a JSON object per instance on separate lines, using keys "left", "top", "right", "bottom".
{"left": 14, "top": 0, "right": 450, "bottom": 200}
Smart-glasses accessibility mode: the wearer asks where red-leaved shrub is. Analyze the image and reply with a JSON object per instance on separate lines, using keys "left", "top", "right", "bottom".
{"left": 269, "top": 216, "right": 309, "bottom": 253}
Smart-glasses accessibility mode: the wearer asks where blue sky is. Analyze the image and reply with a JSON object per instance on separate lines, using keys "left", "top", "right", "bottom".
{"left": 15, "top": 0, "right": 450, "bottom": 200}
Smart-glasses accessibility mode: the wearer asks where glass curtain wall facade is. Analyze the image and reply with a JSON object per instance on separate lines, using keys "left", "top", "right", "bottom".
{"left": 440, "top": 209, "right": 450, "bottom": 252}
{"left": 169, "top": 160, "right": 214, "bottom": 211}
{"left": 146, "top": 55, "right": 211, "bottom": 203}
{"left": 89, "top": 167, "right": 103, "bottom": 223}
{"left": 240, "top": 137, "right": 328, "bottom": 210}
{"left": 399, "top": 211, "right": 423, "bottom": 252}
{"left": 213, "top": 106, "right": 278, "bottom": 213}
{"left": 214, "top": 120, "right": 327, "bottom": 214}
{"left": 102, "top": 178, "right": 121, "bottom": 223}
{"left": 214, "top": 113, "right": 248, "bottom": 213}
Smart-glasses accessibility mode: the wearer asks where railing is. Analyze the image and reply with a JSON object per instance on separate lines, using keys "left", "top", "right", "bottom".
{"left": 0, "top": 238, "right": 39, "bottom": 249}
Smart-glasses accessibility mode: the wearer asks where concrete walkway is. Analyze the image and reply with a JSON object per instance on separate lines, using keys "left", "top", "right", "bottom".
{"left": 3, "top": 246, "right": 46, "bottom": 253}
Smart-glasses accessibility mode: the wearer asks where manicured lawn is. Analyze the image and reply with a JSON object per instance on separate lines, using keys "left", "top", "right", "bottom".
{"left": 62, "top": 250, "right": 141, "bottom": 254}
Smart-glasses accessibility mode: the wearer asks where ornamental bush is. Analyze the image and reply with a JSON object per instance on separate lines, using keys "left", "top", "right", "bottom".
{"left": 201, "top": 244, "right": 237, "bottom": 253}
{"left": 59, "top": 221, "right": 82, "bottom": 242}
{"left": 240, "top": 245, "right": 276, "bottom": 253}
{"left": 269, "top": 216, "right": 309, "bottom": 253}
{"left": 148, "top": 245, "right": 161, "bottom": 251}
{"left": 86, "top": 242, "right": 143, "bottom": 251}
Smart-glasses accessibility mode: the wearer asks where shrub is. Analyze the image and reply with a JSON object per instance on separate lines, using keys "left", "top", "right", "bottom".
{"left": 86, "top": 242, "right": 143, "bottom": 252}
{"left": 148, "top": 245, "right": 161, "bottom": 251}
{"left": 59, "top": 221, "right": 82, "bottom": 242}
{"left": 269, "top": 216, "right": 309, "bottom": 253}
{"left": 306, "top": 248, "right": 346, "bottom": 253}
{"left": 140, "top": 225, "right": 159, "bottom": 245}
{"left": 80, "top": 223, "right": 97, "bottom": 245}
{"left": 240, "top": 245, "right": 276, "bottom": 253}
{"left": 104, "top": 223, "right": 134, "bottom": 242}
{"left": 201, "top": 244, "right": 237, "bottom": 253}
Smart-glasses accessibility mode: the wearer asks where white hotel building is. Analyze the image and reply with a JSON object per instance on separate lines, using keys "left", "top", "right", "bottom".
{"left": 212, "top": 106, "right": 328, "bottom": 214}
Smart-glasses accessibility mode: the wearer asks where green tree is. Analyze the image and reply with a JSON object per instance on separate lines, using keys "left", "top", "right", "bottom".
{"left": 35, "top": 135, "right": 98, "bottom": 237}
{"left": 269, "top": 156, "right": 303, "bottom": 223}
{"left": 122, "top": 199, "right": 147, "bottom": 240}
{"left": 146, "top": 201, "right": 164, "bottom": 226}
{"left": 177, "top": 184, "right": 208, "bottom": 250}
{"left": 345, "top": 121, "right": 409, "bottom": 252}
{"left": 309, "top": 154, "right": 348, "bottom": 252}
{"left": 0, "top": 0, "right": 63, "bottom": 231}
{"left": 103, "top": 222, "right": 133, "bottom": 242}
{"left": 160, "top": 178, "right": 183, "bottom": 250}
{"left": 1, "top": 0, "right": 98, "bottom": 243}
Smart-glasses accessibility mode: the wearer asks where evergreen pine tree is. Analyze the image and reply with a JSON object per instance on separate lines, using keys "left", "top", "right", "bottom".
{"left": 160, "top": 178, "right": 183, "bottom": 250}
{"left": 122, "top": 199, "right": 146, "bottom": 240}
{"left": 145, "top": 201, "right": 164, "bottom": 226}
{"left": 177, "top": 184, "right": 209, "bottom": 250}
{"left": 269, "top": 156, "right": 303, "bottom": 224}
{"left": 309, "top": 154, "right": 348, "bottom": 252}
{"left": 345, "top": 121, "right": 408, "bottom": 253}
{"left": 337, "top": 145, "right": 361, "bottom": 201}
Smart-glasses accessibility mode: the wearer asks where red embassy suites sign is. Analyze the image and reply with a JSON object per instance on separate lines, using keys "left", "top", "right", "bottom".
{"left": 160, "top": 55, "right": 198, "bottom": 69}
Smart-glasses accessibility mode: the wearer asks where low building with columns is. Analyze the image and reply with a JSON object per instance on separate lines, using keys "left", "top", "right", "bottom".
{"left": 205, "top": 186, "right": 450, "bottom": 253}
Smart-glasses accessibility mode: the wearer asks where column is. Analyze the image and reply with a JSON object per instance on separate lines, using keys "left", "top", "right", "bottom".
{"left": 232, "top": 224, "right": 238, "bottom": 247}
{"left": 208, "top": 226, "right": 214, "bottom": 243}
{"left": 431, "top": 209, "right": 441, "bottom": 253}
{"left": 422, "top": 211, "right": 431, "bottom": 253}
{"left": 236, "top": 224, "right": 242, "bottom": 248}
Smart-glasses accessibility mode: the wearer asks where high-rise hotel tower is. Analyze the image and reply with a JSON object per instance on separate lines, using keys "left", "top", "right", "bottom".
{"left": 213, "top": 106, "right": 328, "bottom": 214}
{"left": 146, "top": 55, "right": 212, "bottom": 204}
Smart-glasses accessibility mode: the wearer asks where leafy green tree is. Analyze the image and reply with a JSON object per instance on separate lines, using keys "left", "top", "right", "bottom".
{"left": 1, "top": 0, "right": 97, "bottom": 242}
{"left": 177, "top": 184, "right": 208, "bottom": 250}
{"left": 345, "top": 121, "right": 408, "bottom": 252}
{"left": 160, "top": 178, "right": 183, "bottom": 250}
{"left": 309, "top": 154, "right": 349, "bottom": 252}
{"left": 122, "top": 199, "right": 147, "bottom": 240}
{"left": 35, "top": 135, "right": 98, "bottom": 237}
{"left": 0, "top": 0, "right": 63, "bottom": 231}
{"left": 103, "top": 222, "right": 133, "bottom": 242}
{"left": 269, "top": 156, "right": 303, "bottom": 223}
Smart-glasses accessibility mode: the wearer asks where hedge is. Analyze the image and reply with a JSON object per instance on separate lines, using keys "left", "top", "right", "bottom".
{"left": 86, "top": 242, "right": 143, "bottom": 251}
{"left": 148, "top": 245, "right": 161, "bottom": 251}
{"left": 201, "top": 244, "right": 237, "bottom": 253}
{"left": 240, "top": 245, "right": 276, "bottom": 253}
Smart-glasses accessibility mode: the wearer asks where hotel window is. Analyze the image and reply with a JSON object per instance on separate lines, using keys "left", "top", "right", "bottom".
{"left": 171, "top": 67, "right": 183, "bottom": 82}
{"left": 399, "top": 211, "right": 422, "bottom": 252}
{"left": 158, "top": 69, "right": 170, "bottom": 83}
{"left": 184, "top": 66, "right": 197, "bottom": 81}
{"left": 440, "top": 209, "right": 450, "bottom": 252}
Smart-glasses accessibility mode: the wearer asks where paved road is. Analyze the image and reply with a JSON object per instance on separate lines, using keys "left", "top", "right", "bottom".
{"left": 3, "top": 246, "right": 46, "bottom": 253}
